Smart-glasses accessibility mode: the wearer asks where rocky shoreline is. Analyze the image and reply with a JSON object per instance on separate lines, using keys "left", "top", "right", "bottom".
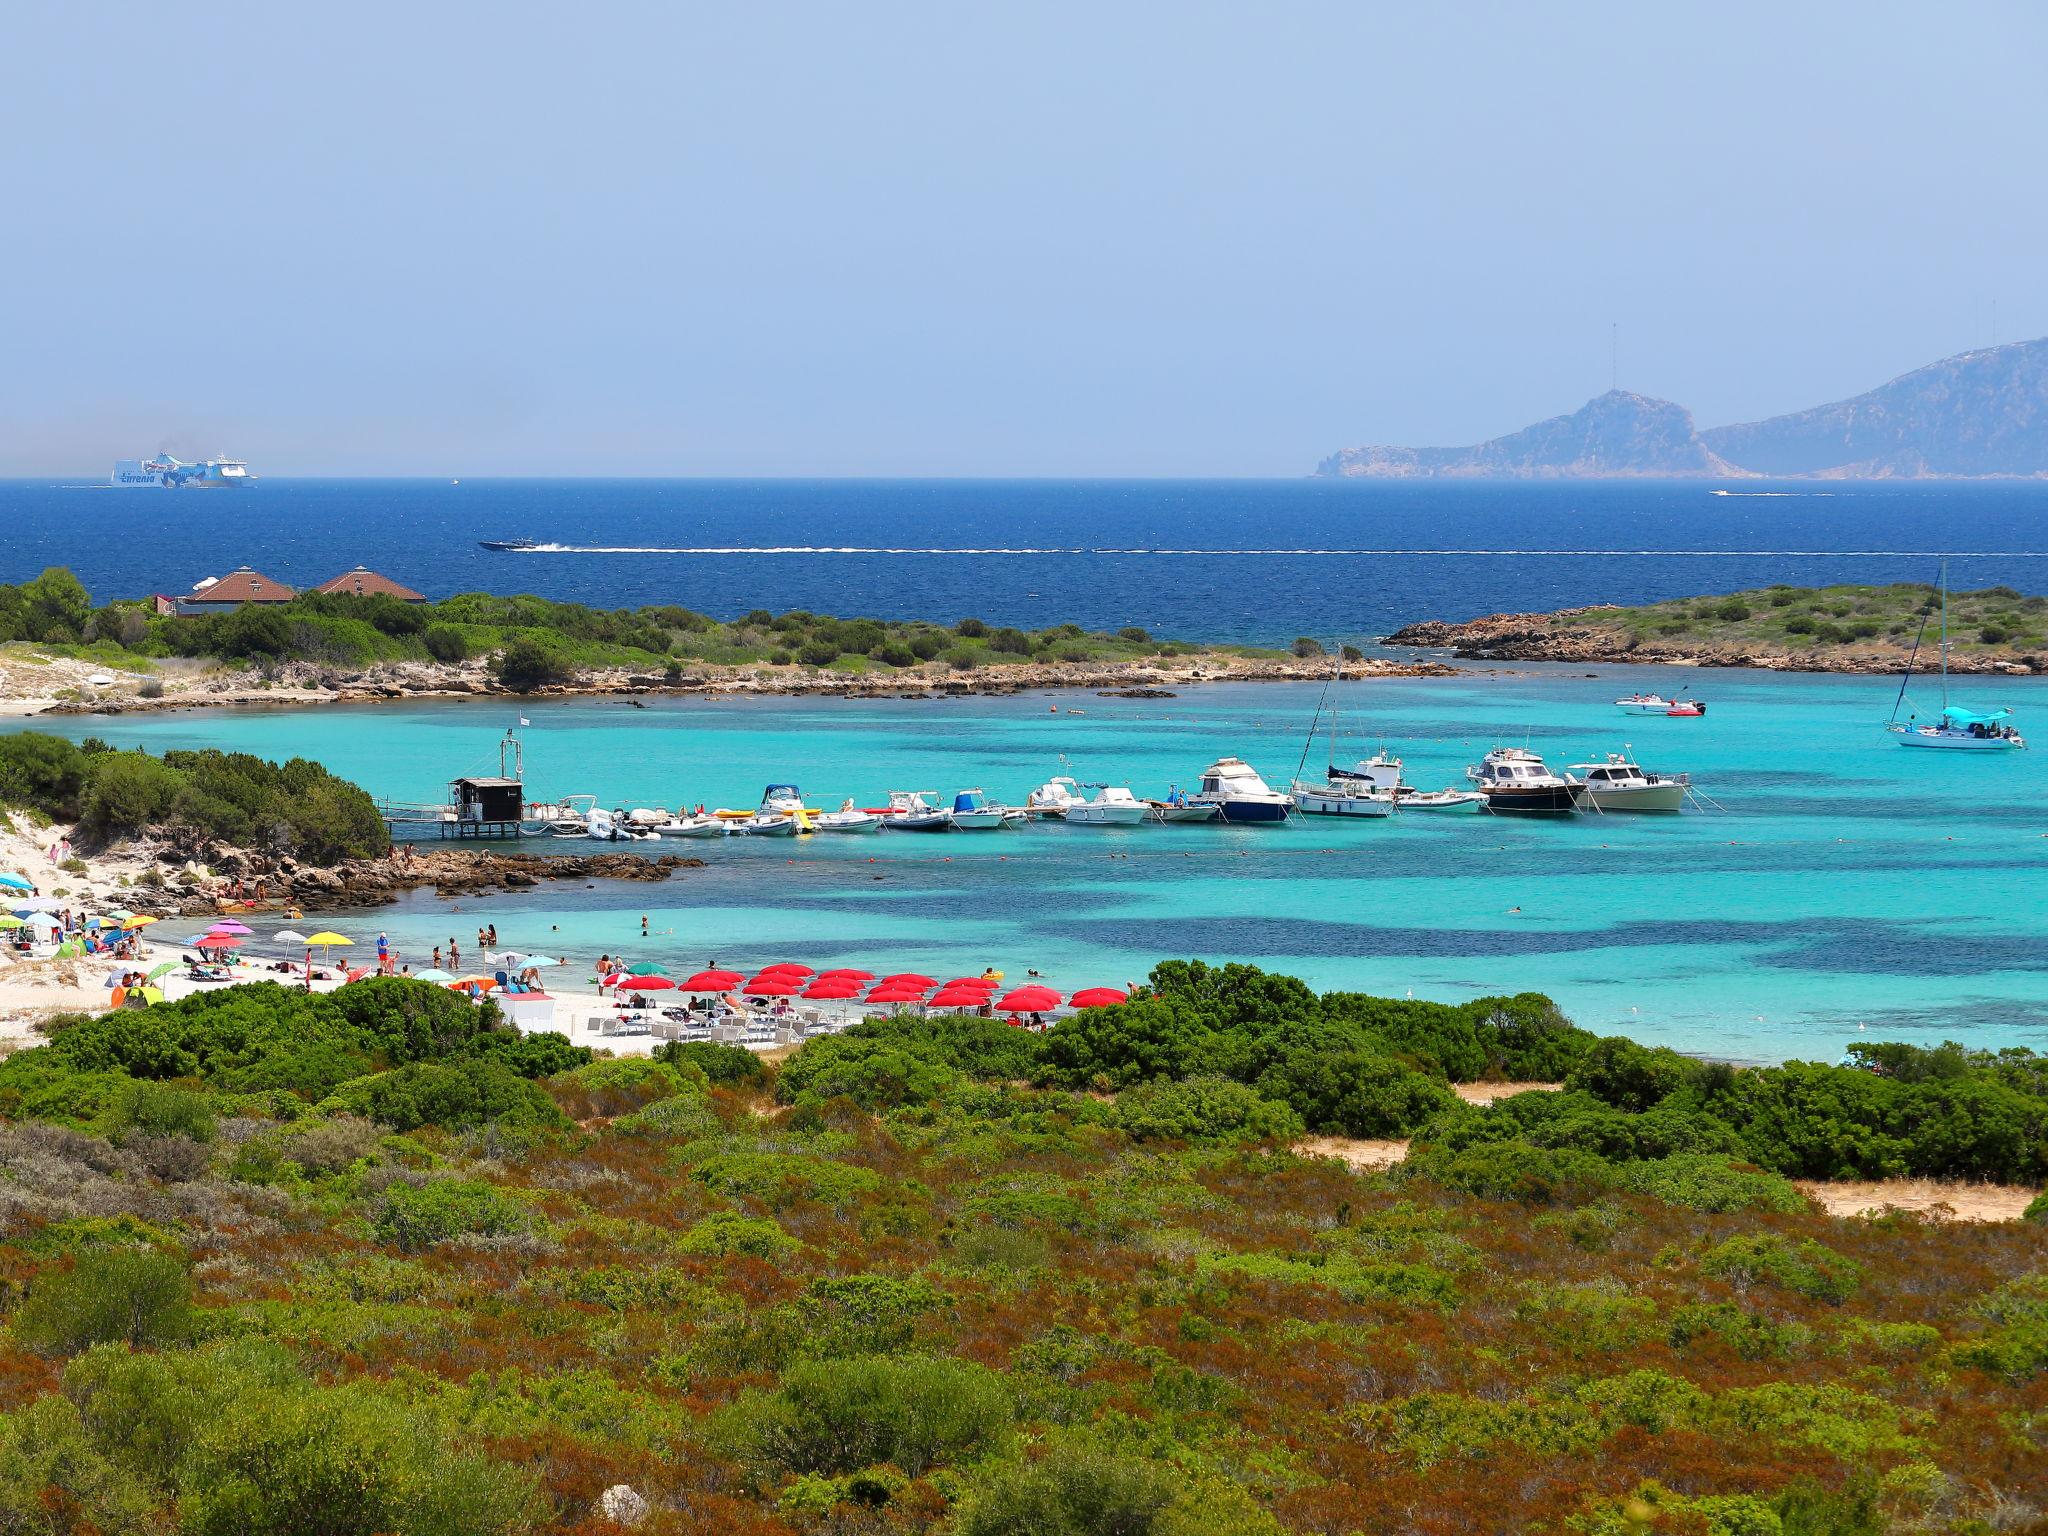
{"left": 13, "top": 650, "right": 1461, "bottom": 718}
{"left": 165, "top": 846, "right": 703, "bottom": 917}
{"left": 1387, "top": 609, "right": 2045, "bottom": 675}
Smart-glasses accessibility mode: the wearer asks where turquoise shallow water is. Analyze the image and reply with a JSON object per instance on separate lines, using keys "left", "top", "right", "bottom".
{"left": 22, "top": 666, "right": 2048, "bottom": 1063}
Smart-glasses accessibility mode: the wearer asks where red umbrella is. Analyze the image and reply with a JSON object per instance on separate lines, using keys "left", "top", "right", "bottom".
{"left": 617, "top": 974, "right": 676, "bottom": 992}
{"left": 756, "top": 963, "right": 814, "bottom": 978}
{"left": 1068, "top": 987, "right": 1129, "bottom": 1009}
{"left": 996, "top": 985, "right": 1061, "bottom": 1012}
{"left": 681, "top": 969, "right": 745, "bottom": 991}
{"left": 880, "top": 972, "right": 937, "bottom": 988}
{"left": 866, "top": 986, "right": 930, "bottom": 1006}
{"left": 941, "top": 976, "right": 998, "bottom": 991}
{"left": 745, "top": 977, "right": 803, "bottom": 997}
{"left": 197, "top": 934, "right": 244, "bottom": 949}
{"left": 819, "top": 968, "right": 875, "bottom": 981}
{"left": 803, "top": 978, "right": 864, "bottom": 1000}
{"left": 930, "top": 988, "right": 993, "bottom": 1010}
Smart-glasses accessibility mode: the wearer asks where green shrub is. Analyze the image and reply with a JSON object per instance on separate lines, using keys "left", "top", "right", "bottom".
{"left": 421, "top": 624, "right": 469, "bottom": 662}
{"left": 691, "top": 1152, "right": 883, "bottom": 1209}
{"left": 1259, "top": 1049, "right": 1457, "bottom": 1136}
{"left": 716, "top": 1354, "right": 1010, "bottom": 1478}
{"left": 1700, "top": 1233, "right": 1862, "bottom": 1304}
{"left": 679, "top": 1210, "right": 799, "bottom": 1261}
{"left": 1113, "top": 1076, "right": 1301, "bottom": 1144}
{"left": 0, "top": 1397, "right": 155, "bottom": 1534}
{"left": 324, "top": 1060, "right": 567, "bottom": 1132}
{"left": 775, "top": 1035, "right": 964, "bottom": 1110}
{"left": 105, "top": 1079, "right": 216, "bottom": 1143}
{"left": 1410, "top": 1139, "right": 1617, "bottom": 1204}
{"left": 14, "top": 1248, "right": 194, "bottom": 1355}
{"left": 656, "top": 1038, "right": 767, "bottom": 1086}
{"left": 179, "top": 1377, "right": 534, "bottom": 1535}
{"left": 1619, "top": 1153, "right": 1810, "bottom": 1214}
{"left": 2025, "top": 1191, "right": 2048, "bottom": 1223}
{"left": 547, "top": 1056, "right": 703, "bottom": 1119}
{"left": 372, "top": 1179, "right": 537, "bottom": 1252}
{"left": 492, "top": 636, "right": 574, "bottom": 693}
{"left": 955, "top": 1447, "right": 1181, "bottom": 1536}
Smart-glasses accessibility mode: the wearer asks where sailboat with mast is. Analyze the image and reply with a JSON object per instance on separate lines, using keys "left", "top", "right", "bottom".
{"left": 1288, "top": 653, "right": 1395, "bottom": 817}
{"left": 1886, "top": 561, "right": 2026, "bottom": 751}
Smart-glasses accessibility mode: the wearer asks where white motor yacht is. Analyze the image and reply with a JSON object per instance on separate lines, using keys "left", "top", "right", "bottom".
{"left": 736, "top": 783, "right": 812, "bottom": 836}
{"left": 1063, "top": 784, "right": 1148, "bottom": 825}
{"left": 1467, "top": 748, "right": 1583, "bottom": 813}
{"left": 1190, "top": 757, "right": 1291, "bottom": 823}
{"left": 1566, "top": 753, "right": 1690, "bottom": 812}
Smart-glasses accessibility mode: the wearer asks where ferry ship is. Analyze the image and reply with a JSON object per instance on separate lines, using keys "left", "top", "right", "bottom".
{"left": 111, "top": 455, "right": 256, "bottom": 488}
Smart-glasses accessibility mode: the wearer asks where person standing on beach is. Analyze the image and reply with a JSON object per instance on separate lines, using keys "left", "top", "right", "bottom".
{"left": 377, "top": 932, "right": 389, "bottom": 970}
{"left": 449, "top": 937, "right": 460, "bottom": 968}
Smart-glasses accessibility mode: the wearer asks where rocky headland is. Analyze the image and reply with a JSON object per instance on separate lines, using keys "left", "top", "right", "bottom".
{"left": 1320, "top": 337, "right": 2048, "bottom": 478}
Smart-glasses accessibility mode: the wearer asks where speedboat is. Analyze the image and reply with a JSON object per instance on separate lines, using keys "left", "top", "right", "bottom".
{"left": 654, "top": 813, "right": 730, "bottom": 838}
{"left": 814, "top": 804, "right": 881, "bottom": 833}
{"left": 1397, "top": 788, "right": 1486, "bottom": 812}
{"left": 1145, "top": 788, "right": 1219, "bottom": 824}
{"left": 1567, "top": 753, "right": 1690, "bottom": 812}
{"left": 1616, "top": 692, "right": 1707, "bottom": 716}
{"left": 1063, "top": 784, "right": 1147, "bottom": 825}
{"left": 1027, "top": 775, "right": 1084, "bottom": 817}
{"left": 883, "top": 790, "right": 952, "bottom": 831}
{"left": 478, "top": 538, "right": 541, "bottom": 552}
{"left": 949, "top": 789, "right": 1009, "bottom": 830}
{"left": 1467, "top": 748, "right": 1583, "bottom": 813}
{"left": 737, "top": 783, "right": 812, "bottom": 836}
{"left": 625, "top": 807, "right": 671, "bottom": 829}
{"left": 1289, "top": 777, "right": 1394, "bottom": 817}
{"left": 586, "top": 806, "right": 661, "bottom": 841}
{"left": 1191, "top": 757, "right": 1291, "bottom": 824}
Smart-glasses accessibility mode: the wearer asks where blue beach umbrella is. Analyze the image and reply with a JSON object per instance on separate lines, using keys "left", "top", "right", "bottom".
{"left": 0, "top": 874, "right": 32, "bottom": 892}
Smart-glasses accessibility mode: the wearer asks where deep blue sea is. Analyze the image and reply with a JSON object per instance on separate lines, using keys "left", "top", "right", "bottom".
{"left": 5, "top": 477, "right": 2046, "bottom": 644}
{"left": 6, "top": 477, "right": 2046, "bottom": 1063}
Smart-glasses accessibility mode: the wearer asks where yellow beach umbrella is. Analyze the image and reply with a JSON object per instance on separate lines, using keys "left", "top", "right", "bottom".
{"left": 122, "top": 915, "right": 158, "bottom": 930}
{"left": 305, "top": 932, "right": 352, "bottom": 946}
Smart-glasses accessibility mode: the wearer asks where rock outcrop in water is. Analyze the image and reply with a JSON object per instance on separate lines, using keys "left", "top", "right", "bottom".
{"left": 1319, "top": 339, "right": 2048, "bottom": 479}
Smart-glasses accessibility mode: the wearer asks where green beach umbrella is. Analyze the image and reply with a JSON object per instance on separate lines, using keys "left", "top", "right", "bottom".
{"left": 144, "top": 961, "right": 179, "bottom": 982}
{"left": 0, "top": 916, "right": 23, "bottom": 930}
{"left": 626, "top": 962, "right": 670, "bottom": 977}
{"left": 411, "top": 968, "right": 458, "bottom": 983}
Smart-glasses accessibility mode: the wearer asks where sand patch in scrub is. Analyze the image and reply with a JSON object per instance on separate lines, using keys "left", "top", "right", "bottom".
{"left": 1793, "top": 1179, "right": 2040, "bottom": 1223}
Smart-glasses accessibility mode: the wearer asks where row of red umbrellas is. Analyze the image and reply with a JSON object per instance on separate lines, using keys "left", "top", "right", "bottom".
{"left": 607, "top": 960, "right": 1126, "bottom": 1012}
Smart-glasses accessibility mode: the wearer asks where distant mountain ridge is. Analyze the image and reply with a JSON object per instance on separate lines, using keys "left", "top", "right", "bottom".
{"left": 1317, "top": 339, "right": 2048, "bottom": 479}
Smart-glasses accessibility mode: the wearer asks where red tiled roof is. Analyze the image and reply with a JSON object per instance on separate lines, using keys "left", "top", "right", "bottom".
{"left": 311, "top": 566, "right": 426, "bottom": 602}
{"left": 191, "top": 567, "right": 295, "bottom": 603}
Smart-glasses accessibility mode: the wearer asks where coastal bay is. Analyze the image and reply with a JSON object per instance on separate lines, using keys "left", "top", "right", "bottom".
{"left": 26, "top": 665, "right": 2047, "bottom": 1065}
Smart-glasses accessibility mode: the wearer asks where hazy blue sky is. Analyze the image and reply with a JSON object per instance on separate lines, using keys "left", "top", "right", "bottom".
{"left": 5, "top": 2, "right": 2045, "bottom": 476}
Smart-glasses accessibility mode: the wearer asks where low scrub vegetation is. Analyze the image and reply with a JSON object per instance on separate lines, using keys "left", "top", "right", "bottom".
{"left": 0, "top": 961, "right": 2042, "bottom": 1531}
{"left": 1558, "top": 580, "right": 2048, "bottom": 658}
{"left": 0, "top": 566, "right": 1277, "bottom": 688}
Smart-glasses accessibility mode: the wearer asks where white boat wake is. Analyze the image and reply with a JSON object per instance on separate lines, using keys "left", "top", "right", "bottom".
{"left": 505, "top": 543, "right": 2048, "bottom": 558}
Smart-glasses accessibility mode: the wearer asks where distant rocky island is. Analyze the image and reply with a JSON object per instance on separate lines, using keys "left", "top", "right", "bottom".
{"left": 1319, "top": 338, "right": 2048, "bottom": 479}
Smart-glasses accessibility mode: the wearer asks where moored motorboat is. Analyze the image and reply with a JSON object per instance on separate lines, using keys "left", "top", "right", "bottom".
{"left": 1288, "top": 777, "right": 1394, "bottom": 817}
{"left": 1145, "top": 787, "right": 1219, "bottom": 824}
{"left": 883, "top": 790, "right": 952, "bottom": 831}
{"left": 813, "top": 797, "right": 882, "bottom": 834}
{"left": 656, "top": 814, "right": 730, "bottom": 838}
{"left": 948, "top": 789, "right": 1009, "bottom": 830}
{"left": 736, "top": 783, "right": 813, "bottom": 835}
{"left": 1027, "top": 775, "right": 1084, "bottom": 817}
{"left": 1396, "top": 788, "right": 1486, "bottom": 812}
{"left": 1567, "top": 753, "right": 1690, "bottom": 812}
{"left": 1467, "top": 748, "right": 1582, "bottom": 813}
{"left": 1191, "top": 757, "right": 1291, "bottom": 823}
{"left": 1063, "top": 784, "right": 1147, "bottom": 826}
